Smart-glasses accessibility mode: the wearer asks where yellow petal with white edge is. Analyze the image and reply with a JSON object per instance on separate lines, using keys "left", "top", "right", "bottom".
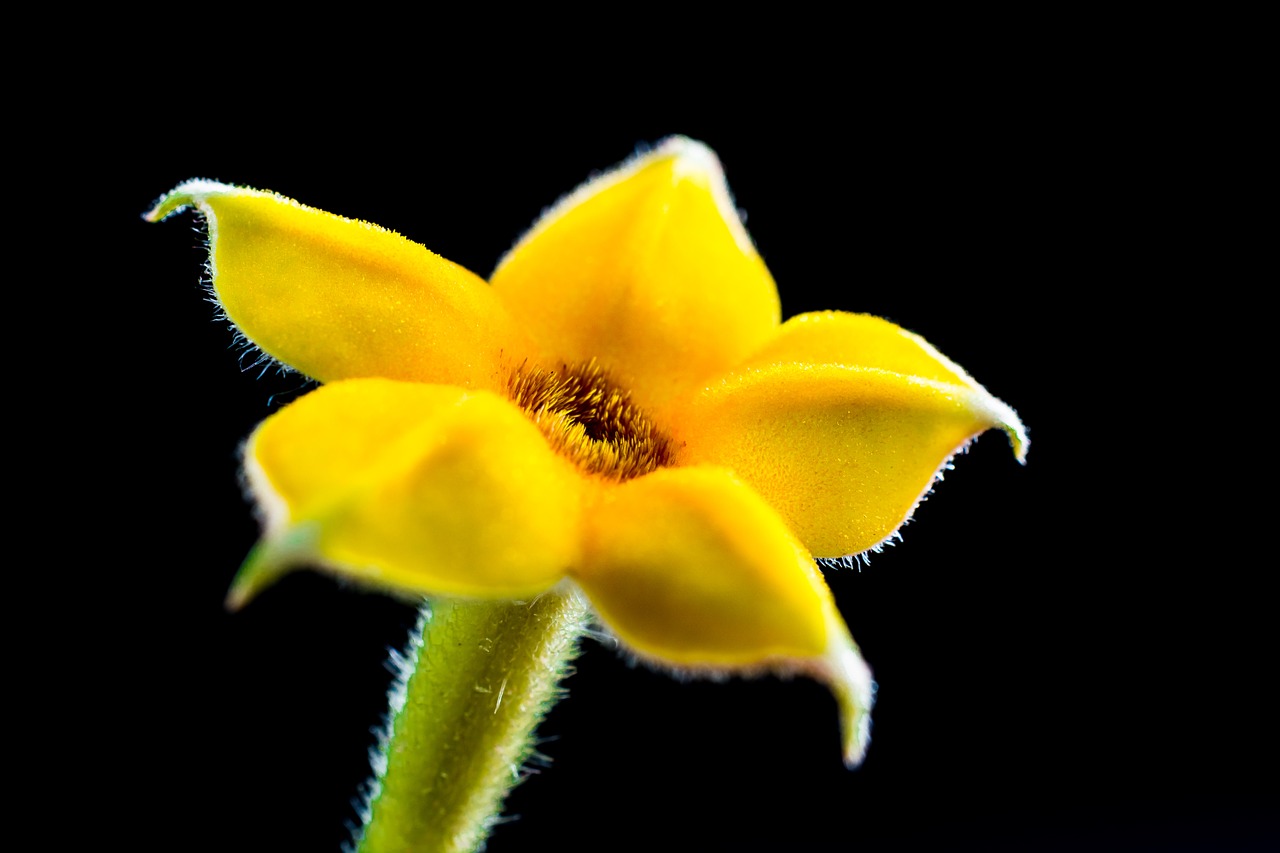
{"left": 146, "top": 181, "right": 528, "bottom": 391}
{"left": 574, "top": 466, "right": 874, "bottom": 766}
{"left": 736, "top": 310, "right": 1026, "bottom": 462}
{"left": 490, "top": 137, "right": 780, "bottom": 413}
{"left": 230, "top": 378, "right": 584, "bottom": 607}
{"left": 742, "top": 311, "right": 1027, "bottom": 411}
{"left": 675, "top": 315, "right": 1027, "bottom": 559}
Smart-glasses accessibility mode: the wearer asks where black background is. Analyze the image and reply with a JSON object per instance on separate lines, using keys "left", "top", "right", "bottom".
{"left": 74, "top": 35, "right": 1271, "bottom": 853}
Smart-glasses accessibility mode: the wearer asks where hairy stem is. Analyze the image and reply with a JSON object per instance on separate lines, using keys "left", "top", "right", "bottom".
{"left": 354, "top": 588, "right": 591, "bottom": 853}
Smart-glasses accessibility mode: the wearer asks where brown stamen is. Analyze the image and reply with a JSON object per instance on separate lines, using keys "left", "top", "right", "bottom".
{"left": 507, "top": 360, "right": 673, "bottom": 481}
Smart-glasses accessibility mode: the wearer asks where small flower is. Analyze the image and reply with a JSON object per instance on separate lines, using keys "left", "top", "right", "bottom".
{"left": 147, "top": 137, "right": 1026, "bottom": 767}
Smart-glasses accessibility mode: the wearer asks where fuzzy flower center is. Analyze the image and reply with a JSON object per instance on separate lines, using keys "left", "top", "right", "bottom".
{"left": 507, "top": 360, "right": 673, "bottom": 481}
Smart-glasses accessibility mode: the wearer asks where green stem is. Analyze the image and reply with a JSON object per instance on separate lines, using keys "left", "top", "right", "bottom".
{"left": 354, "top": 587, "right": 590, "bottom": 853}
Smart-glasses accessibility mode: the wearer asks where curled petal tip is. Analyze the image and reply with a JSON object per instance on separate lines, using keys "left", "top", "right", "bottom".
{"left": 224, "top": 526, "right": 315, "bottom": 612}
{"left": 223, "top": 583, "right": 252, "bottom": 613}
{"left": 996, "top": 400, "right": 1030, "bottom": 465}
{"left": 655, "top": 135, "right": 721, "bottom": 173}
{"left": 1012, "top": 435, "right": 1029, "bottom": 466}
{"left": 144, "top": 179, "right": 236, "bottom": 223}
{"left": 971, "top": 387, "right": 1029, "bottom": 465}
{"left": 224, "top": 543, "right": 277, "bottom": 612}
{"left": 823, "top": 639, "right": 876, "bottom": 769}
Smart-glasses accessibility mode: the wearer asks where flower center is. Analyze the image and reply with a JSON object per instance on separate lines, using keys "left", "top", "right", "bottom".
{"left": 507, "top": 360, "right": 673, "bottom": 481}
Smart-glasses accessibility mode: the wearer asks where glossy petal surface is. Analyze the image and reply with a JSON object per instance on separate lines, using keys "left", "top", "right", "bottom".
{"left": 490, "top": 138, "right": 781, "bottom": 413}
{"left": 232, "top": 379, "right": 583, "bottom": 605}
{"left": 676, "top": 313, "right": 1027, "bottom": 558}
{"left": 146, "top": 182, "right": 528, "bottom": 391}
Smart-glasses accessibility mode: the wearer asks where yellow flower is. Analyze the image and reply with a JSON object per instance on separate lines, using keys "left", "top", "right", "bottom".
{"left": 146, "top": 137, "right": 1026, "bottom": 768}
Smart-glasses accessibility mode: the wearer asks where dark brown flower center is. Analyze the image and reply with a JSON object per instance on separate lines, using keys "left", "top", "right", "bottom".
{"left": 507, "top": 360, "right": 673, "bottom": 481}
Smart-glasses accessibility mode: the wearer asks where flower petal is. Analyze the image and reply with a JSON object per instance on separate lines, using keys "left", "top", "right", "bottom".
{"left": 741, "top": 311, "right": 1027, "bottom": 418}
{"left": 675, "top": 313, "right": 1028, "bottom": 559}
{"left": 490, "top": 137, "right": 781, "bottom": 412}
{"left": 573, "top": 466, "right": 874, "bottom": 765}
{"left": 229, "top": 379, "right": 584, "bottom": 607}
{"left": 146, "top": 181, "right": 529, "bottom": 391}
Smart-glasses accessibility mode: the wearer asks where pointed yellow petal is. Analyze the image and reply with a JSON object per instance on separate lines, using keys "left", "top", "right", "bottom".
{"left": 231, "top": 379, "right": 584, "bottom": 605}
{"left": 574, "top": 466, "right": 873, "bottom": 764}
{"left": 490, "top": 137, "right": 780, "bottom": 412}
{"left": 146, "top": 181, "right": 529, "bottom": 391}
{"left": 675, "top": 313, "right": 1027, "bottom": 558}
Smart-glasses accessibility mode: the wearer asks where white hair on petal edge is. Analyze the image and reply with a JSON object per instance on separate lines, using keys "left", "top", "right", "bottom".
{"left": 492, "top": 136, "right": 753, "bottom": 278}
{"left": 817, "top": 440, "right": 977, "bottom": 572}
{"left": 182, "top": 201, "right": 295, "bottom": 382}
{"left": 584, "top": 612, "right": 815, "bottom": 687}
